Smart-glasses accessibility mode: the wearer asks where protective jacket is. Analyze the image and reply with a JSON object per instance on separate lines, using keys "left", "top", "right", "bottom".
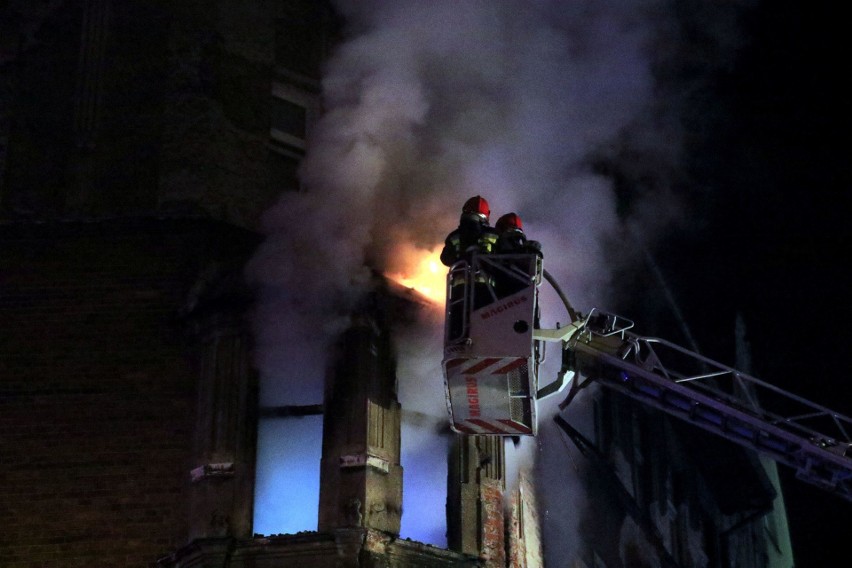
{"left": 440, "top": 213, "right": 498, "bottom": 267}
{"left": 495, "top": 228, "right": 542, "bottom": 257}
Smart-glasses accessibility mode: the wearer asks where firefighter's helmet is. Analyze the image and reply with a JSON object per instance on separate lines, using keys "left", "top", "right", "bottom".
{"left": 496, "top": 212, "right": 523, "bottom": 233}
{"left": 462, "top": 195, "right": 490, "bottom": 222}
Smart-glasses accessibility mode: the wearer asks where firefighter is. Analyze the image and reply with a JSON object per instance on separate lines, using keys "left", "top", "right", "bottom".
{"left": 494, "top": 212, "right": 543, "bottom": 301}
{"left": 495, "top": 212, "right": 542, "bottom": 257}
{"left": 442, "top": 196, "right": 498, "bottom": 340}
{"left": 440, "top": 195, "right": 498, "bottom": 267}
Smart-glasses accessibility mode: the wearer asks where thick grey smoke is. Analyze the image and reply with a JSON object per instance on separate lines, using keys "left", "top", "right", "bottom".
{"left": 250, "top": 0, "right": 665, "bottom": 394}
{"left": 248, "top": 0, "right": 750, "bottom": 557}
{"left": 296, "top": 0, "right": 671, "bottom": 299}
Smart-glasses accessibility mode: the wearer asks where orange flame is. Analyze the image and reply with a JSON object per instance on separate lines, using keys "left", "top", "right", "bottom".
{"left": 386, "top": 245, "right": 446, "bottom": 306}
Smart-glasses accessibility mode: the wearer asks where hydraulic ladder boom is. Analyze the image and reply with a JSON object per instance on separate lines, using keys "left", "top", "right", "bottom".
{"left": 438, "top": 248, "right": 852, "bottom": 501}
{"left": 560, "top": 309, "right": 852, "bottom": 503}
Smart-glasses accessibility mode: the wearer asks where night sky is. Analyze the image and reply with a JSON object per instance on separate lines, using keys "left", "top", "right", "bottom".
{"left": 635, "top": 3, "right": 852, "bottom": 565}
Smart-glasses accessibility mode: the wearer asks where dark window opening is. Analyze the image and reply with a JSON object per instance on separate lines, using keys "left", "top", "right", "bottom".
{"left": 266, "top": 149, "right": 301, "bottom": 193}
{"left": 271, "top": 97, "right": 307, "bottom": 140}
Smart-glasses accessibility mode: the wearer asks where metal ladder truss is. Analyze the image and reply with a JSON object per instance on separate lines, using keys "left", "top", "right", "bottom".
{"left": 567, "top": 309, "right": 852, "bottom": 502}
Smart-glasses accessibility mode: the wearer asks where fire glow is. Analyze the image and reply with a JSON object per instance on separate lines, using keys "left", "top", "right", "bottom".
{"left": 386, "top": 244, "right": 446, "bottom": 306}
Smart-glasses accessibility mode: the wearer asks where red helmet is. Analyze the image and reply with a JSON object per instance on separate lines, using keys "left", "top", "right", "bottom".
{"left": 496, "top": 212, "right": 523, "bottom": 233}
{"left": 462, "top": 195, "right": 490, "bottom": 221}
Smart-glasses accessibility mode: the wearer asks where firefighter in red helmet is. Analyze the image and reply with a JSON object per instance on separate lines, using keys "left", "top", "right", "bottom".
{"left": 495, "top": 212, "right": 542, "bottom": 257}
{"left": 465, "top": 195, "right": 490, "bottom": 218}
{"left": 440, "top": 195, "right": 498, "bottom": 266}
{"left": 441, "top": 196, "right": 498, "bottom": 340}
{"left": 494, "top": 212, "right": 543, "bottom": 328}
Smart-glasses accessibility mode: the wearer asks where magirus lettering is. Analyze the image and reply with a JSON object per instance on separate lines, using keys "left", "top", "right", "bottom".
{"left": 480, "top": 295, "right": 528, "bottom": 320}
{"left": 465, "top": 375, "right": 481, "bottom": 417}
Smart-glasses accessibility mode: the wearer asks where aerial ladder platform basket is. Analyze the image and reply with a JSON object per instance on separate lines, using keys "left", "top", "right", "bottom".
{"left": 442, "top": 253, "right": 569, "bottom": 436}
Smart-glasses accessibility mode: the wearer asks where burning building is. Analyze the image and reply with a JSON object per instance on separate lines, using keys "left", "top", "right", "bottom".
{"left": 1, "top": 1, "right": 818, "bottom": 567}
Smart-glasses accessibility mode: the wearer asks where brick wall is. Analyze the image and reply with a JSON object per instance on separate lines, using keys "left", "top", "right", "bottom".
{"left": 480, "top": 479, "right": 505, "bottom": 568}
{"left": 0, "top": 218, "right": 257, "bottom": 567}
{"left": 507, "top": 474, "right": 543, "bottom": 568}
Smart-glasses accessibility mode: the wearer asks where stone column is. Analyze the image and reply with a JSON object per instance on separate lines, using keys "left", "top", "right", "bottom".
{"left": 448, "top": 434, "right": 506, "bottom": 567}
{"left": 188, "top": 322, "right": 257, "bottom": 540}
{"left": 318, "top": 315, "right": 403, "bottom": 535}
{"left": 182, "top": 261, "right": 259, "bottom": 543}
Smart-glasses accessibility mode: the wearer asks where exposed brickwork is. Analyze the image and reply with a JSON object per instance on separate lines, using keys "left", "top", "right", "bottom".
{"left": 480, "top": 479, "right": 505, "bottom": 568}
{"left": 508, "top": 489, "right": 526, "bottom": 568}
{"left": 0, "top": 218, "right": 258, "bottom": 568}
{"left": 507, "top": 474, "right": 543, "bottom": 568}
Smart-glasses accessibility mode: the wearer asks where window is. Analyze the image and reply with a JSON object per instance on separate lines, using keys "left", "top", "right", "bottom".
{"left": 593, "top": 394, "right": 612, "bottom": 453}
{"left": 268, "top": 77, "right": 319, "bottom": 192}
{"left": 270, "top": 80, "right": 318, "bottom": 154}
{"left": 266, "top": 150, "right": 301, "bottom": 193}
{"left": 271, "top": 97, "right": 307, "bottom": 141}
{"left": 253, "top": 414, "right": 324, "bottom": 534}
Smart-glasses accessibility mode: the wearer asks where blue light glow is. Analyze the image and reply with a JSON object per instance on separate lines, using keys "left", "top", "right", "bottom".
{"left": 253, "top": 416, "right": 323, "bottom": 535}
{"left": 400, "top": 420, "right": 448, "bottom": 547}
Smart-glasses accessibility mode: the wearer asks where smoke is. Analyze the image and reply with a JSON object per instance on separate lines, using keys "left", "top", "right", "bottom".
{"left": 248, "top": 0, "right": 752, "bottom": 555}
{"left": 249, "top": 0, "right": 670, "bottom": 395}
